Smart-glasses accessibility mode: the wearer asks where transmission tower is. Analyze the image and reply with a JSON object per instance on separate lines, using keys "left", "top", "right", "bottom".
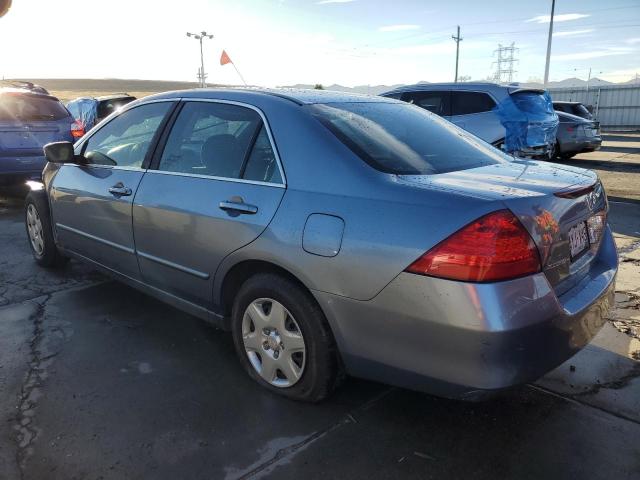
{"left": 492, "top": 43, "right": 518, "bottom": 83}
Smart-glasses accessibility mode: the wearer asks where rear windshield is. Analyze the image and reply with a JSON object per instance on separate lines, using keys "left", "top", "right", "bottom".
{"left": 572, "top": 104, "right": 591, "bottom": 118}
{"left": 97, "top": 97, "right": 135, "bottom": 119}
{"left": 306, "top": 102, "right": 509, "bottom": 175}
{"left": 0, "top": 94, "right": 69, "bottom": 121}
{"left": 510, "top": 91, "right": 553, "bottom": 115}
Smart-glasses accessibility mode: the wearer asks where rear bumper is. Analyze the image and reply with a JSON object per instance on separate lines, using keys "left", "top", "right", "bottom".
{"left": 517, "top": 144, "right": 552, "bottom": 160}
{"left": 314, "top": 226, "right": 617, "bottom": 400}
{"left": 560, "top": 137, "right": 602, "bottom": 155}
{"left": 0, "top": 155, "right": 46, "bottom": 185}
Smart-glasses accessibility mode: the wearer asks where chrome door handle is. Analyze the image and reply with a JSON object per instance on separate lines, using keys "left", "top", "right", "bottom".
{"left": 108, "top": 183, "right": 132, "bottom": 197}
{"left": 219, "top": 199, "right": 258, "bottom": 215}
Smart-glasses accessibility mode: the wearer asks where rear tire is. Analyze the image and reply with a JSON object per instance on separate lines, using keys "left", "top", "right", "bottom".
{"left": 231, "top": 273, "right": 342, "bottom": 402}
{"left": 24, "top": 191, "right": 68, "bottom": 268}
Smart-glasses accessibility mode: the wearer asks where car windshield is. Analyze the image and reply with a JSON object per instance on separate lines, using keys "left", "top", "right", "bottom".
{"left": 306, "top": 102, "right": 510, "bottom": 175}
{"left": 0, "top": 93, "right": 69, "bottom": 121}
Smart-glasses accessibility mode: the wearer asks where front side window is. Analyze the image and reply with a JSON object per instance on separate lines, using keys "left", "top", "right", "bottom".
{"left": 158, "top": 102, "right": 281, "bottom": 183}
{"left": 81, "top": 102, "right": 172, "bottom": 168}
{"left": 307, "top": 102, "right": 509, "bottom": 175}
{"left": 450, "top": 91, "right": 496, "bottom": 116}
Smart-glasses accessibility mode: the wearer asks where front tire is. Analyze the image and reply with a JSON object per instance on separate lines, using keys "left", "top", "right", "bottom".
{"left": 24, "top": 191, "right": 68, "bottom": 268}
{"left": 231, "top": 273, "right": 342, "bottom": 402}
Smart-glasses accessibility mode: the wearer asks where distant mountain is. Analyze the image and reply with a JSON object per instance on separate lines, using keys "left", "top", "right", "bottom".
{"left": 6, "top": 78, "right": 209, "bottom": 93}
{"left": 282, "top": 83, "right": 415, "bottom": 95}
{"left": 284, "top": 77, "right": 632, "bottom": 95}
{"left": 545, "top": 77, "right": 613, "bottom": 88}
{"left": 622, "top": 76, "right": 640, "bottom": 85}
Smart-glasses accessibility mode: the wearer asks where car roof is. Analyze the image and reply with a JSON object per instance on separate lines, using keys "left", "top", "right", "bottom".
{"left": 0, "top": 87, "right": 61, "bottom": 102}
{"left": 146, "top": 87, "right": 397, "bottom": 106}
{"left": 95, "top": 93, "right": 135, "bottom": 101}
{"left": 382, "top": 82, "right": 545, "bottom": 97}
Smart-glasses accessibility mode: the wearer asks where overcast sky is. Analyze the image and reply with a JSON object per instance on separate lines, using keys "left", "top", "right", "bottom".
{"left": 0, "top": 0, "right": 638, "bottom": 86}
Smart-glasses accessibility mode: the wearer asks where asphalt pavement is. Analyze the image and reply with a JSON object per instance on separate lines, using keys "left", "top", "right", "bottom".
{"left": 1, "top": 135, "right": 639, "bottom": 480}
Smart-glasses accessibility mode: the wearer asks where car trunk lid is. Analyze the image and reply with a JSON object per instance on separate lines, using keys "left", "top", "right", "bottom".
{"left": 399, "top": 160, "right": 607, "bottom": 292}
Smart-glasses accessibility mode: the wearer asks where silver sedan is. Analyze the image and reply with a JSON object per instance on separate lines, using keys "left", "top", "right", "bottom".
{"left": 26, "top": 89, "right": 616, "bottom": 401}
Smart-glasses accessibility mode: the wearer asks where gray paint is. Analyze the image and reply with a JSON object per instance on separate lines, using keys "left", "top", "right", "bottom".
{"left": 303, "top": 214, "right": 345, "bottom": 257}
{"left": 43, "top": 88, "right": 618, "bottom": 398}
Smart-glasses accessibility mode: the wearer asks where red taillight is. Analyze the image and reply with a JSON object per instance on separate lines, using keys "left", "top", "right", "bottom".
{"left": 405, "top": 210, "right": 541, "bottom": 282}
{"left": 71, "top": 120, "right": 85, "bottom": 139}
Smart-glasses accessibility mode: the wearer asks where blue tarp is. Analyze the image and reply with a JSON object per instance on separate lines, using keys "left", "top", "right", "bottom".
{"left": 493, "top": 90, "right": 558, "bottom": 155}
{"left": 66, "top": 97, "right": 98, "bottom": 131}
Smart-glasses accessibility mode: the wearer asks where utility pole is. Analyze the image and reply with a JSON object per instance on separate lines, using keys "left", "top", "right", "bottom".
{"left": 543, "top": 0, "right": 555, "bottom": 86}
{"left": 452, "top": 26, "right": 462, "bottom": 83}
{"left": 187, "top": 31, "right": 214, "bottom": 87}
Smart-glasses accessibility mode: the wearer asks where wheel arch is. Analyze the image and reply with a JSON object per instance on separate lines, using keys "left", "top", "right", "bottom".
{"left": 217, "top": 259, "right": 316, "bottom": 319}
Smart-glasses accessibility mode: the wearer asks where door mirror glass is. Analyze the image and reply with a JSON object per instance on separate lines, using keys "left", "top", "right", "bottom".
{"left": 44, "top": 141, "right": 74, "bottom": 164}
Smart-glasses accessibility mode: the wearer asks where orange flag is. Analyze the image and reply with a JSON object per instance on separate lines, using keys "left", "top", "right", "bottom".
{"left": 220, "top": 50, "right": 232, "bottom": 66}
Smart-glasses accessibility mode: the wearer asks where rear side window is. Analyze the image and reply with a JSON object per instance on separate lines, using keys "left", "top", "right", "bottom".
{"left": 450, "top": 91, "right": 496, "bottom": 116}
{"left": 0, "top": 94, "right": 69, "bottom": 121}
{"left": 243, "top": 126, "right": 282, "bottom": 183}
{"left": 553, "top": 103, "right": 567, "bottom": 114}
{"left": 401, "top": 91, "right": 450, "bottom": 116}
{"left": 158, "top": 101, "right": 281, "bottom": 183}
{"left": 307, "top": 102, "right": 509, "bottom": 175}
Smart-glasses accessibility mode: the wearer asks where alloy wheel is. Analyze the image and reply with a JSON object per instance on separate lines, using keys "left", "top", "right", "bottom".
{"left": 26, "top": 204, "right": 45, "bottom": 256}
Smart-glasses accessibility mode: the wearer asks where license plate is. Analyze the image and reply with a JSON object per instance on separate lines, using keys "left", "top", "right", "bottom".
{"left": 568, "top": 221, "right": 589, "bottom": 258}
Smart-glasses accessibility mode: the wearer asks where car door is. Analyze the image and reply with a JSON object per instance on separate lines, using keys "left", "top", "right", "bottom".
{"left": 49, "top": 100, "right": 175, "bottom": 279}
{"left": 449, "top": 91, "right": 502, "bottom": 143}
{"left": 400, "top": 90, "right": 451, "bottom": 118}
{"left": 132, "top": 100, "right": 286, "bottom": 307}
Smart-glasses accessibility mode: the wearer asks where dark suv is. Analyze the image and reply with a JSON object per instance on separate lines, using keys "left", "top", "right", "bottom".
{"left": 66, "top": 94, "right": 137, "bottom": 138}
{"left": 553, "top": 101, "right": 593, "bottom": 120}
{"left": 0, "top": 87, "right": 74, "bottom": 186}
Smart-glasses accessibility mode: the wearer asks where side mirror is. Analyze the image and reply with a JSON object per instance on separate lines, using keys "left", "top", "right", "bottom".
{"left": 43, "top": 141, "right": 75, "bottom": 164}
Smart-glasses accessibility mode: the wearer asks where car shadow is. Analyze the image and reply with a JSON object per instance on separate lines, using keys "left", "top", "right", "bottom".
{"left": 566, "top": 158, "right": 640, "bottom": 174}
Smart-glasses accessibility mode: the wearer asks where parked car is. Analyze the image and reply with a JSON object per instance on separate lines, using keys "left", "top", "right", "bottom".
{"left": 553, "top": 101, "right": 593, "bottom": 120}
{"left": 1, "top": 80, "right": 50, "bottom": 95}
{"left": 66, "top": 93, "right": 136, "bottom": 138}
{"left": 553, "top": 111, "right": 602, "bottom": 160}
{"left": 0, "top": 87, "right": 74, "bottom": 186}
{"left": 381, "top": 82, "right": 559, "bottom": 159}
{"left": 26, "top": 89, "right": 616, "bottom": 402}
